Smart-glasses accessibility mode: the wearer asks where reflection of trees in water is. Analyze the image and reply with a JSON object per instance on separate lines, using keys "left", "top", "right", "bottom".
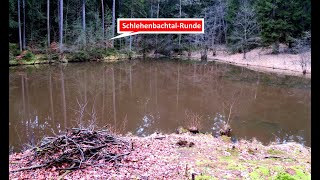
{"left": 9, "top": 61, "right": 311, "bottom": 151}
{"left": 136, "top": 113, "right": 160, "bottom": 136}
{"left": 275, "top": 130, "right": 307, "bottom": 146}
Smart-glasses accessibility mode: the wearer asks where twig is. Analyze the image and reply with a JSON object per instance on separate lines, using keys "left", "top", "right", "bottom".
{"left": 264, "top": 156, "right": 290, "bottom": 159}
{"left": 57, "top": 163, "right": 76, "bottom": 180}
{"left": 10, "top": 163, "right": 48, "bottom": 173}
{"left": 154, "top": 136, "right": 166, "bottom": 140}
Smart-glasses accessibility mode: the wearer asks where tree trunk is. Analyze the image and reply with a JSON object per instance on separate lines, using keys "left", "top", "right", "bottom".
{"left": 129, "top": 0, "right": 133, "bottom": 51}
{"left": 22, "top": 0, "right": 26, "bottom": 50}
{"left": 155, "top": 0, "right": 160, "bottom": 56}
{"left": 155, "top": 67, "right": 157, "bottom": 105}
{"left": 18, "top": 0, "right": 22, "bottom": 52}
{"left": 47, "top": 0, "right": 50, "bottom": 48}
{"left": 178, "top": 0, "right": 181, "bottom": 48}
{"left": 82, "top": 0, "right": 86, "bottom": 45}
{"left": 59, "top": 0, "right": 64, "bottom": 53}
{"left": 64, "top": 0, "right": 69, "bottom": 44}
{"left": 112, "top": 0, "right": 115, "bottom": 47}
{"left": 242, "top": 45, "right": 246, "bottom": 59}
{"left": 101, "top": 0, "right": 105, "bottom": 41}
{"left": 272, "top": 41, "right": 279, "bottom": 54}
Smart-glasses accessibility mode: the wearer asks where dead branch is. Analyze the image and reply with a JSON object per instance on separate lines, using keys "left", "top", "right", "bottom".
{"left": 10, "top": 128, "right": 131, "bottom": 173}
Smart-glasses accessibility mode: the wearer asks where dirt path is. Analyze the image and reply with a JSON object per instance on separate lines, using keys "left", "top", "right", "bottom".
{"left": 184, "top": 46, "right": 311, "bottom": 78}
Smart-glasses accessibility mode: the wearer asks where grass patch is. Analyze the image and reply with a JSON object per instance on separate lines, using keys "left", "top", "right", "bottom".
{"left": 195, "top": 174, "right": 217, "bottom": 180}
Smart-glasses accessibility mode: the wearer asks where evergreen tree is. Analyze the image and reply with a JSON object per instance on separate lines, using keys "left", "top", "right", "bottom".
{"left": 255, "top": 0, "right": 310, "bottom": 53}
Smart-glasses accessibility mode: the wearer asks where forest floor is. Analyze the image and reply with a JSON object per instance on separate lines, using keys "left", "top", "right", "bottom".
{"left": 9, "top": 132, "right": 311, "bottom": 180}
{"left": 185, "top": 45, "right": 311, "bottom": 78}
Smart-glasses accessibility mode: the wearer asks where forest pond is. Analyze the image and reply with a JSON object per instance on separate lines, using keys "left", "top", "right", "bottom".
{"left": 9, "top": 60, "right": 311, "bottom": 152}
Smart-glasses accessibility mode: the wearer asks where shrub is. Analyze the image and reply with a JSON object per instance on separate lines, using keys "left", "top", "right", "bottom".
{"left": 105, "top": 48, "right": 118, "bottom": 56}
{"left": 88, "top": 48, "right": 105, "bottom": 60}
{"left": 23, "top": 51, "right": 35, "bottom": 61}
{"left": 72, "top": 51, "right": 90, "bottom": 61}
{"left": 9, "top": 43, "right": 20, "bottom": 56}
{"left": 9, "top": 43, "right": 20, "bottom": 61}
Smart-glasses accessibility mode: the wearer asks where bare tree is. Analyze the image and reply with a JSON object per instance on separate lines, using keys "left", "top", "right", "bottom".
{"left": 18, "top": 0, "right": 22, "bottom": 51}
{"left": 129, "top": 0, "right": 133, "bottom": 51}
{"left": 47, "top": 0, "right": 50, "bottom": 48}
{"left": 178, "top": 0, "right": 181, "bottom": 47}
{"left": 293, "top": 31, "right": 311, "bottom": 74}
{"left": 112, "top": 0, "right": 115, "bottom": 47}
{"left": 101, "top": 0, "right": 105, "bottom": 41}
{"left": 155, "top": 0, "right": 160, "bottom": 54}
{"left": 59, "top": 0, "right": 64, "bottom": 53}
{"left": 203, "top": 0, "right": 228, "bottom": 48}
{"left": 82, "top": 0, "right": 86, "bottom": 45}
{"left": 22, "top": 0, "right": 26, "bottom": 50}
{"left": 230, "top": 0, "right": 259, "bottom": 59}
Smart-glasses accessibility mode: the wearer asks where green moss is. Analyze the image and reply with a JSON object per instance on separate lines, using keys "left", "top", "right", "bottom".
{"left": 220, "top": 156, "right": 232, "bottom": 161}
{"left": 291, "top": 167, "right": 311, "bottom": 180}
{"left": 249, "top": 166, "right": 270, "bottom": 179}
{"left": 275, "top": 173, "right": 296, "bottom": 180}
{"left": 267, "top": 149, "right": 284, "bottom": 155}
{"left": 259, "top": 166, "right": 270, "bottom": 176}
{"left": 249, "top": 171, "right": 261, "bottom": 179}
{"left": 221, "top": 135, "right": 231, "bottom": 143}
{"left": 196, "top": 159, "right": 212, "bottom": 166}
{"left": 272, "top": 166, "right": 283, "bottom": 172}
{"left": 227, "top": 163, "right": 245, "bottom": 171}
{"left": 226, "top": 148, "right": 239, "bottom": 156}
{"left": 195, "top": 175, "right": 216, "bottom": 180}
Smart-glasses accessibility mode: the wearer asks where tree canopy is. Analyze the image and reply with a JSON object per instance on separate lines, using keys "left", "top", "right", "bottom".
{"left": 9, "top": 0, "right": 311, "bottom": 55}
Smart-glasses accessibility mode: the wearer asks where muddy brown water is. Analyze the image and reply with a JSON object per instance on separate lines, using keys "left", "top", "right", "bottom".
{"left": 9, "top": 60, "right": 311, "bottom": 152}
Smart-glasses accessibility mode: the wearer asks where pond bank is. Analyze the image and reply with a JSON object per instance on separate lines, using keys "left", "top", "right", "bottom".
{"left": 10, "top": 46, "right": 311, "bottom": 79}
{"left": 9, "top": 51, "right": 140, "bottom": 66}
{"left": 9, "top": 131, "right": 311, "bottom": 179}
{"left": 181, "top": 47, "right": 311, "bottom": 78}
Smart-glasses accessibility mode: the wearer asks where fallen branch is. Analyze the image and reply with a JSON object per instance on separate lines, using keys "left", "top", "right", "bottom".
{"left": 10, "top": 163, "right": 48, "bottom": 173}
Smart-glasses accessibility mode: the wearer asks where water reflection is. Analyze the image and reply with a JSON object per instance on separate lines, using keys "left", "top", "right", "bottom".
{"left": 9, "top": 61, "right": 311, "bottom": 152}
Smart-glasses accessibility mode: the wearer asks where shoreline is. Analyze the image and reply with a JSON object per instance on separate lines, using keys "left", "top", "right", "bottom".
{"left": 9, "top": 131, "right": 311, "bottom": 179}
{"left": 180, "top": 47, "right": 311, "bottom": 78}
{"left": 10, "top": 47, "right": 311, "bottom": 79}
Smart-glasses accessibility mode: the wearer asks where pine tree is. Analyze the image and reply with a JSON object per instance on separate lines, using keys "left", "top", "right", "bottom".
{"left": 255, "top": 0, "right": 310, "bottom": 53}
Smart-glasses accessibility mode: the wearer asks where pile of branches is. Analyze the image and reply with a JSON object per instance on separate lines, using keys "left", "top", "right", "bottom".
{"left": 11, "top": 128, "right": 132, "bottom": 173}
